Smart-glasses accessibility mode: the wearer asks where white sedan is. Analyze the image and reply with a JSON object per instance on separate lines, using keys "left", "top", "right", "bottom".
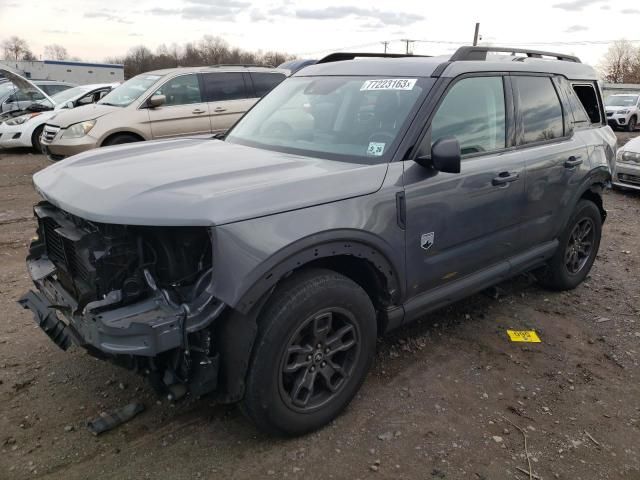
{"left": 612, "top": 135, "right": 640, "bottom": 191}
{"left": 0, "top": 83, "right": 116, "bottom": 151}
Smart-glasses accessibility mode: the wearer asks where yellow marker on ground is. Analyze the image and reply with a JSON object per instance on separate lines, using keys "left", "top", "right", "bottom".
{"left": 507, "top": 330, "right": 541, "bottom": 343}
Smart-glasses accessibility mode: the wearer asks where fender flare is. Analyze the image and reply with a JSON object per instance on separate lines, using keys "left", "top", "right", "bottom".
{"left": 231, "top": 230, "right": 404, "bottom": 314}
{"left": 557, "top": 165, "right": 610, "bottom": 236}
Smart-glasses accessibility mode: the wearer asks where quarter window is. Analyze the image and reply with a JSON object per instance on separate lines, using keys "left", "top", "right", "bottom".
{"left": 572, "top": 84, "right": 601, "bottom": 124}
{"left": 514, "top": 76, "right": 564, "bottom": 144}
{"left": 201, "top": 72, "right": 248, "bottom": 102}
{"left": 154, "top": 74, "right": 202, "bottom": 106}
{"left": 431, "top": 76, "right": 506, "bottom": 155}
{"left": 250, "top": 72, "right": 286, "bottom": 97}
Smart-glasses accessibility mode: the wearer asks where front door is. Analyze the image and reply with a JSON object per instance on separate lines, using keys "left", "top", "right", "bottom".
{"left": 148, "top": 73, "right": 211, "bottom": 138}
{"left": 403, "top": 75, "right": 527, "bottom": 297}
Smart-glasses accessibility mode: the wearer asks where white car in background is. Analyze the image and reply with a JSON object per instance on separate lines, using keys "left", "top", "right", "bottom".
{"left": 605, "top": 94, "right": 640, "bottom": 132}
{"left": 612, "top": 135, "right": 640, "bottom": 191}
{"left": 0, "top": 75, "right": 116, "bottom": 151}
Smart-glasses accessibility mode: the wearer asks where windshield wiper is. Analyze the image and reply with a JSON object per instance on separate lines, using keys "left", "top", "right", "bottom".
{"left": 99, "top": 102, "right": 121, "bottom": 107}
{"left": 211, "top": 132, "right": 226, "bottom": 140}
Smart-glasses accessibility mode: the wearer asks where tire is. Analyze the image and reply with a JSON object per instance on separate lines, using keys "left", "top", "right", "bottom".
{"left": 627, "top": 116, "right": 637, "bottom": 132}
{"left": 102, "top": 133, "right": 141, "bottom": 147}
{"left": 538, "top": 199, "right": 602, "bottom": 290}
{"left": 31, "top": 125, "right": 44, "bottom": 153}
{"left": 241, "top": 268, "right": 376, "bottom": 436}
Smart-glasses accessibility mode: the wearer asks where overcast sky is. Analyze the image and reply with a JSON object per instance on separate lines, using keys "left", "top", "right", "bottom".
{"left": 1, "top": 0, "right": 639, "bottom": 66}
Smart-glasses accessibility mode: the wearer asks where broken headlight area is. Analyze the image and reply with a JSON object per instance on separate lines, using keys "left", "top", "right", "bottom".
{"left": 20, "top": 201, "right": 225, "bottom": 400}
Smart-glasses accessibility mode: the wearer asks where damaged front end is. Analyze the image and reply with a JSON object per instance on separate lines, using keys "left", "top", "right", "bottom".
{"left": 19, "top": 202, "right": 226, "bottom": 400}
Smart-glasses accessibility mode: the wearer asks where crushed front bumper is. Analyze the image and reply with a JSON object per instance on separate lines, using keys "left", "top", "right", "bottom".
{"left": 19, "top": 258, "right": 187, "bottom": 356}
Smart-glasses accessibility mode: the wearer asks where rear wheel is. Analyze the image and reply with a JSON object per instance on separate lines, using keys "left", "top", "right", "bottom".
{"left": 627, "top": 116, "right": 637, "bottom": 132}
{"left": 31, "top": 125, "right": 44, "bottom": 153}
{"left": 538, "top": 199, "right": 602, "bottom": 290}
{"left": 241, "top": 268, "right": 376, "bottom": 436}
{"left": 102, "top": 133, "right": 142, "bottom": 147}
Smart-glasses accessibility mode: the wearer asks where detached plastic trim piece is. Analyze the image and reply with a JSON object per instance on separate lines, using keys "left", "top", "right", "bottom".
{"left": 18, "top": 290, "right": 72, "bottom": 351}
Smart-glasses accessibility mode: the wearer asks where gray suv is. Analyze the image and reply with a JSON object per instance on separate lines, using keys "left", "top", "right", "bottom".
{"left": 20, "top": 47, "right": 616, "bottom": 436}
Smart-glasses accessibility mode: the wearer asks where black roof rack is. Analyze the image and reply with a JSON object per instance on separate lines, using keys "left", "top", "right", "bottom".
{"left": 450, "top": 46, "right": 581, "bottom": 63}
{"left": 317, "top": 52, "right": 430, "bottom": 64}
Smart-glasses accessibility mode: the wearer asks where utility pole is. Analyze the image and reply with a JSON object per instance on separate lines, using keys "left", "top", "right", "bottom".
{"left": 473, "top": 22, "right": 480, "bottom": 46}
{"left": 381, "top": 41, "right": 390, "bottom": 54}
{"left": 400, "top": 39, "right": 415, "bottom": 55}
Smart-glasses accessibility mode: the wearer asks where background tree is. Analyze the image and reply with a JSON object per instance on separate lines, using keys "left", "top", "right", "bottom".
{"left": 2, "top": 36, "right": 34, "bottom": 62}
{"left": 44, "top": 44, "right": 69, "bottom": 61}
{"left": 599, "top": 39, "right": 640, "bottom": 83}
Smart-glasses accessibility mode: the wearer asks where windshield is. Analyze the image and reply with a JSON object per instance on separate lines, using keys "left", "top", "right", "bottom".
{"left": 606, "top": 95, "right": 638, "bottom": 107}
{"left": 226, "top": 76, "right": 429, "bottom": 162}
{"left": 34, "top": 86, "right": 92, "bottom": 109}
{"left": 98, "top": 74, "right": 161, "bottom": 107}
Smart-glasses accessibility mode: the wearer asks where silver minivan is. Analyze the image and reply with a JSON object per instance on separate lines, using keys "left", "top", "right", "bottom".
{"left": 41, "top": 65, "right": 288, "bottom": 160}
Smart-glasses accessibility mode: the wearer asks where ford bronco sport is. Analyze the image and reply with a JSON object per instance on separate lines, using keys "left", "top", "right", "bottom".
{"left": 20, "top": 47, "right": 616, "bottom": 436}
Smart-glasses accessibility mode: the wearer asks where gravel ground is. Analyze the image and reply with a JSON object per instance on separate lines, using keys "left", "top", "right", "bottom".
{"left": 0, "top": 133, "right": 639, "bottom": 480}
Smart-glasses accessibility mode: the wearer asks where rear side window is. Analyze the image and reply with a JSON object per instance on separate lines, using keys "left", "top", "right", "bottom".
{"left": 514, "top": 76, "right": 564, "bottom": 144}
{"left": 572, "top": 84, "right": 601, "bottom": 124}
{"left": 430, "top": 76, "right": 506, "bottom": 155}
{"left": 201, "top": 72, "right": 248, "bottom": 102}
{"left": 250, "top": 72, "right": 286, "bottom": 97}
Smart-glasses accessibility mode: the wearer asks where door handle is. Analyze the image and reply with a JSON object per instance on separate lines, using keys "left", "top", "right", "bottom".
{"left": 214, "top": 107, "right": 227, "bottom": 113}
{"left": 564, "top": 155, "right": 583, "bottom": 168}
{"left": 492, "top": 171, "right": 520, "bottom": 186}
{"left": 192, "top": 109, "right": 206, "bottom": 114}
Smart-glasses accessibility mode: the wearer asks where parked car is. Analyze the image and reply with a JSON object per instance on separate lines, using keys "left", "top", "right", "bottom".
{"left": 0, "top": 79, "right": 75, "bottom": 113}
{"left": 20, "top": 47, "right": 615, "bottom": 436}
{"left": 0, "top": 82, "right": 116, "bottom": 151}
{"left": 278, "top": 59, "right": 317, "bottom": 74}
{"left": 605, "top": 93, "right": 639, "bottom": 132}
{"left": 40, "top": 65, "right": 288, "bottom": 161}
{"left": 612, "top": 135, "right": 640, "bottom": 190}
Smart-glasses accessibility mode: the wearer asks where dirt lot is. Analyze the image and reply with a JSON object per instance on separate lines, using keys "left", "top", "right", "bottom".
{"left": 1, "top": 134, "right": 639, "bottom": 480}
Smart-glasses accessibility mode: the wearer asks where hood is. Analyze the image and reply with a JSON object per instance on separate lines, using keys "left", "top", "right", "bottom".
{"left": 33, "top": 138, "right": 388, "bottom": 226}
{"left": 0, "top": 67, "right": 54, "bottom": 105}
{"left": 47, "top": 103, "right": 120, "bottom": 127}
{"left": 621, "top": 135, "right": 640, "bottom": 153}
{"left": 605, "top": 105, "right": 635, "bottom": 111}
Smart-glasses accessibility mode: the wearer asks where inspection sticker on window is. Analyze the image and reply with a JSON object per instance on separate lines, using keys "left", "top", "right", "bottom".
{"left": 506, "top": 330, "right": 541, "bottom": 343}
{"left": 367, "top": 142, "right": 386, "bottom": 156}
{"left": 360, "top": 78, "right": 417, "bottom": 91}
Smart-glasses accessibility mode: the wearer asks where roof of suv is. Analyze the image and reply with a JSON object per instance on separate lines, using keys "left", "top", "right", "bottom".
{"left": 142, "top": 65, "right": 290, "bottom": 76}
{"left": 296, "top": 46, "right": 597, "bottom": 81}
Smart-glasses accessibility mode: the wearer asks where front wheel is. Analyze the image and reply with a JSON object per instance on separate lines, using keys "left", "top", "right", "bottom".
{"left": 102, "top": 133, "right": 141, "bottom": 147}
{"left": 31, "top": 125, "right": 44, "bottom": 153}
{"left": 241, "top": 268, "right": 376, "bottom": 436}
{"left": 538, "top": 199, "right": 602, "bottom": 290}
{"left": 627, "top": 116, "right": 637, "bottom": 132}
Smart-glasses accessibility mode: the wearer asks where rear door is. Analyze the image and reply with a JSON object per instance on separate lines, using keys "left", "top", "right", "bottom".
{"left": 511, "top": 75, "right": 589, "bottom": 252}
{"left": 248, "top": 71, "right": 286, "bottom": 98}
{"left": 403, "top": 75, "right": 527, "bottom": 295}
{"left": 200, "top": 71, "right": 254, "bottom": 133}
{"left": 147, "top": 73, "right": 211, "bottom": 138}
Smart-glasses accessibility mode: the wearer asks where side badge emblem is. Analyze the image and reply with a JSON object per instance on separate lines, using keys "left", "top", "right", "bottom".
{"left": 421, "top": 232, "right": 435, "bottom": 251}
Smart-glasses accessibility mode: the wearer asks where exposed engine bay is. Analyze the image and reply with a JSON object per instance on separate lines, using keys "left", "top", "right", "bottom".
{"left": 20, "top": 202, "right": 227, "bottom": 401}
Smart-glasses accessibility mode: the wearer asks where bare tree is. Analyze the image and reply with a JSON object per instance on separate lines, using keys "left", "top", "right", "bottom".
{"left": 104, "top": 35, "right": 295, "bottom": 79}
{"left": 44, "top": 44, "right": 69, "bottom": 60}
{"left": 599, "top": 39, "right": 640, "bottom": 83}
{"left": 2, "top": 36, "right": 34, "bottom": 62}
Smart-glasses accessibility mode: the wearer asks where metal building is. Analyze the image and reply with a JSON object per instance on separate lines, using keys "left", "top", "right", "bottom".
{"left": 0, "top": 59, "right": 124, "bottom": 84}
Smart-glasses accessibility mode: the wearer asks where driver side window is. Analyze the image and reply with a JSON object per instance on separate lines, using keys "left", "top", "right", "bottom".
{"left": 154, "top": 74, "right": 202, "bottom": 107}
{"left": 430, "top": 76, "right": 506, "bottom": 156}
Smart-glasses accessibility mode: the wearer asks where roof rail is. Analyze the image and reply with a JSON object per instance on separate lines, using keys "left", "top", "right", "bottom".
{"left": 317, "top": 52, "right": 429, "bottom": 64}
{"left": 208, "top": 64, "right": 274, "bottom": 68}
{"left": 450, "top": 46, "right": 581, "bottom": 63}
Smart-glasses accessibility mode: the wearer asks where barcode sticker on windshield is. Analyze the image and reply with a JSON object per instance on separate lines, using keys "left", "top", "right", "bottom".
{"left": 367, "top": 142, "right": 386, "bottom": 156}
{"left": 361, "top": 78, "right": 417, "bottom": 91}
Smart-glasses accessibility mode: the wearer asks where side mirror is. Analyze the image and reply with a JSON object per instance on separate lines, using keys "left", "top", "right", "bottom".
{"left": 64, "top": 101, "right": 74, "bottom": 109}
{"left": 415, "top": 136, "right": 461, "bottom": 173}
{"left": 147, "top": 94, "right": 166, "bottom": 108}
